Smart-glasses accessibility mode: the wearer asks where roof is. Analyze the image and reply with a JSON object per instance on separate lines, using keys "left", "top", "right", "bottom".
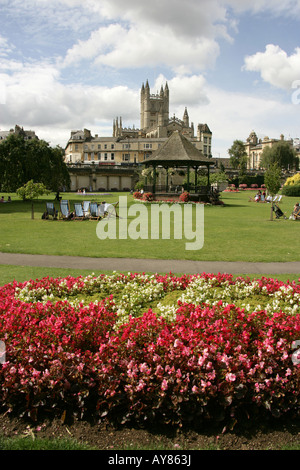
{"left": 144, "top": 131, "right": 214, "bottom": 166}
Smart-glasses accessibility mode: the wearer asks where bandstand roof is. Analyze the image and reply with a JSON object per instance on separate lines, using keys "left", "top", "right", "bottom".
{"left": 144, "top": 131, "right": 214, "bottom": 167}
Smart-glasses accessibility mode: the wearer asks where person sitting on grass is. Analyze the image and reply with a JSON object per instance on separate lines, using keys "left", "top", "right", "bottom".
{"left": 255, "top": 190, "right": 262, "bottom": 202}
{"left": 291, "top": 203, "right": 300, "bottom": 220}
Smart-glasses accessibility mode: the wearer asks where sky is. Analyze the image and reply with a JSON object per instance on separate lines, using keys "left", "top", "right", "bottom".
{"left": 0, "top": 0, "right": 300, "bottom": 158}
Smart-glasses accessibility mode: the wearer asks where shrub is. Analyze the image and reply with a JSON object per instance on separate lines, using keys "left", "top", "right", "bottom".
{"left": 281, "top": 184, "right": 300, "bottom": 197}
{"left": 143, "top": 192, "right": 154, "bottom": 201}
{"left": 284, "top": 173, "right": 300, "bottom": 186}
{"left": 179, "top": 191, "right": 190, "bottom": 202}
{"left": 133, "top": 191, "right": 143, "bottom": 199}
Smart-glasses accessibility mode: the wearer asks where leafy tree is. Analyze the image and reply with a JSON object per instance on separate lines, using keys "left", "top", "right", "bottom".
{"left": 0, "top": 134, "right": 26, "bottom": 191}
{"left": 228, "top": 140, "right": 248, "bottom": 172}
{"left": 16, "top": 180, "right": 50, "bottom": 201}
{"left": 0, "top": 134, "right": 70, "bottom": 192}
{"left": 260, "top": 141, "right": 298, "bottom": 170}
{"left": 16, "top": 180, "right": 50, "bottom": 219}
{"left": 264, "top": 163, "right": 281, "bottom": 221}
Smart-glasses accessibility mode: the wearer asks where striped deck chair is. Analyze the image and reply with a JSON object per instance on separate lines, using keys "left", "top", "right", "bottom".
{"left": 59, "top": 200, "right": 72, "bottom": 220}
{"left": 89, "top": 202, "right": 100, "bottom": 220}
{"left": 82, "top": 200, "right": 91, "bottom": 218}
{"left": 74, "top": 203, "right": 86, "bottom": 220}
{"left": 104, "top": 201, "right": 119, "bottom": 218}
{"left": 46, "top": 202, "right": 57, "bottom": 219}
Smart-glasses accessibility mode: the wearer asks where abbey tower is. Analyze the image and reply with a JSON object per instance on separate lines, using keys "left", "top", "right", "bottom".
{"left": 140, "top": 80, "right": 169, "bottom": 135}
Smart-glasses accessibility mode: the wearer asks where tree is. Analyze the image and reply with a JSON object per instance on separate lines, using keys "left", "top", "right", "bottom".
{"left": 228, "top": 140, "right": 248, "bottom": 172}
{"left": 260, "top": 141, "right": 298, "bottom": 170}
{"left": 0, "top": 134, "right": 70, "bottom": 192}
{"left": 0, "top": 134, "right": 26, "bottom": 191}
{"left": 16, "top": 180, "right": 50, "bottom": 201}
{"left": 16, "top": 180, "right": 50, "bottom": 219}
{"left": 264, "top": 163, "right": 281, "bottom": 221}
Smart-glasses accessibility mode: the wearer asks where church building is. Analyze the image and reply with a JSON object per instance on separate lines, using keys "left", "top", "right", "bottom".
{"left": 64, "top": 80, "right": 213, "bottom": 191}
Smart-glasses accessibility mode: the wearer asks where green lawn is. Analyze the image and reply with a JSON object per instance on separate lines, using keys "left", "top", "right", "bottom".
{"left": 0, "top": 190, "right": 299, "bottom": 263}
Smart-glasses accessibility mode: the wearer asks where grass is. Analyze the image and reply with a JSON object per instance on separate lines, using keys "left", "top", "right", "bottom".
{"left": 0, "top": 190, "right": 299, "bottom": 263}
{"left": 0, "top": 435, "right": 298, "bottom": 451}
{"left": 0, "top": 436, "right": 96, "bottom": 450}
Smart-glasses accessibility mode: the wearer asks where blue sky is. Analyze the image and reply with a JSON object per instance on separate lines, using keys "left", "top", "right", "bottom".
{"left": 0, "top": 0, "right": 300, "bottom": 157}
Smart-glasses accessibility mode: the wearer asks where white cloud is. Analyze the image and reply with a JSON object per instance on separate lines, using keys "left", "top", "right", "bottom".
{"left": 243, "top": 45, "right": 300, "bottom": 90}
{"left": 196, "top": 84, "right": 300, "bottom": 157}
{"left": 0, "top": 57, "right": 139, "bottom": 144}
{"left": 63, "top": 22, "right": 220, "bottom": 73}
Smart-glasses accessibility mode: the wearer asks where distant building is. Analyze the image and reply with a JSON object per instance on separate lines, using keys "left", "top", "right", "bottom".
{"left": 64, "top": 80, "right": 213, "bottom": 191}
{"left": 245, "top": 131, "right": 295, "bottom": 169}
{"left": 65, "top": 80, "right": 212, "bottom": 166}
{"left": 0, "top": 125, "right": 38, "bottom": 141}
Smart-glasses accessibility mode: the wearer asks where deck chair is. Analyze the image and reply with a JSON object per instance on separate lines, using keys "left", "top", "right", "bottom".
{"left": 59, "top": 200, "right": 72, "bottom": 220}
{"left": 82, "top": 200, "right": 91, "bottom": 218}
{"left": 46, "top": 202, "right": 57, "bottom": 219}
{"left": 89, "top": 202, "right": 100, "bottom": 220}
{"left": 98, "top": 203, "right": 106, "bottom": 218}
{"left": 74, "top": 203, "right": 86, "bottom": 220}
{"left": 104, "top": 201, "right": 119, "bottom": 218}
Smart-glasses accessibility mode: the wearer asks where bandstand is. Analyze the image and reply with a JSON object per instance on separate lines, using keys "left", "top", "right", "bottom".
{"left": 143, "top": 131, "right": 215, "bottom": 202}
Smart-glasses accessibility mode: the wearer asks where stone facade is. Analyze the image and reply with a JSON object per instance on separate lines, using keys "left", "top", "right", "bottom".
{"left": 245, "top": 131, "right": 295, "bottom": 170}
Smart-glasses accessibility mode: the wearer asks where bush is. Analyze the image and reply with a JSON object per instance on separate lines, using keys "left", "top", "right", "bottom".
{"left": 284, "top": 173, "right": 300, "bottom": 186}
{"left": 281, "top": 184, "right": 300, "bottom": 197}
{"left": 143, "top": 192, "right": 154, "bottom": 201}
{"left": 133, "top": 191, "right": 143, "bottom": 199}
{"left": 179, "top": 191, "right": 190, "bottom": 202}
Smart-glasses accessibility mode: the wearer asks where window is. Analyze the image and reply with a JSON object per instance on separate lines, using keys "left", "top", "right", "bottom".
{"left": 111, "top": 144, "right": 114, "bottom": 149}
{"left": 98, "top": 144, "right": 101, "bottom": 149}
{"left": 144, "top": 143, "right": 152, "bottom": 149}
{"left": 104, "top": 153, "right": 108, "bottom": 160}
{"left": 122, "top": 154, "right": 130, "bottom": 161}
{"left": 111, "top": 153, "right": 115, "bottom": 160}
{"left": 84, "top": 153, "right": 88, "bottom": 161}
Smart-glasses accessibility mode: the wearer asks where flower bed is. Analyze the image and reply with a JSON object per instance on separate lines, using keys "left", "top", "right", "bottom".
{"left": 0, "top": 273, "right": 299, "bottom": 427}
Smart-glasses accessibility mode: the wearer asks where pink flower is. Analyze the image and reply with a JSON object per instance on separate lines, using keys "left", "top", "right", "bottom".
{"left": 225, "top": 373, "right": 236, "bottom": 382}
{"left": 161, "top": 379, "right": 168, "bottom": 391}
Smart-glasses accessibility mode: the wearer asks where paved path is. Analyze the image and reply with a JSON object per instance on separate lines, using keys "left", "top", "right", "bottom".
{"left": 1, "top": 252, "right": 300, "bottom": 274}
